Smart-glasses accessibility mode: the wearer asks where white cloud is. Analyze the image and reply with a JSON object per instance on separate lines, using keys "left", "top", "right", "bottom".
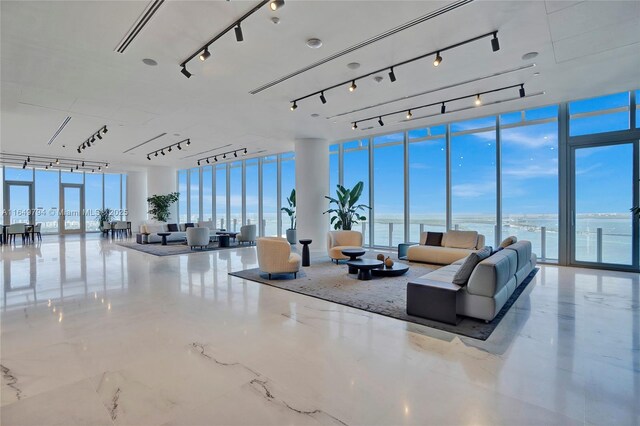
{"left": 503, "top": 164, "right": 558, "bottom": 179}
{"left": 452, "top": 181, "right": 495, "bottom": 198}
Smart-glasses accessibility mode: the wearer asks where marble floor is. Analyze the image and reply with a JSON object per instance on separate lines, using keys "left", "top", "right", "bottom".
{"left": 1, "top": 234, "right": 638, "bottom": 425}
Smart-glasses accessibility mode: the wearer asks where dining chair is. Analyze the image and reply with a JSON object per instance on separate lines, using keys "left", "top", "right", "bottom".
{"left": 33, "top": 223, "right": 42, "bottom": 242}
{"left": 7, "top": 223, "right": 27, "bottom": 245}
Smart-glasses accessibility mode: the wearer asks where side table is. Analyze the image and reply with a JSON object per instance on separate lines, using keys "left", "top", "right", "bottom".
{"left": 299, "top": 239, "right": 312, "bottom": 267}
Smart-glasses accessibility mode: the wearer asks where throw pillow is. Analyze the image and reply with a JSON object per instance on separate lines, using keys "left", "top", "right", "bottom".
{"left": 424, "top": 232, "right": 444, "bottom": 246}
{"left": 452, "top": 247, "right": 492, "bottom": 286}
{"left": 499, "top": 235, "right": 518, "bottom": 248}
{"left": 185, "top": 223, "right": 195, "bottom": 229}
{"left": 167, "top": 223, "right": 179, "bottom": 232}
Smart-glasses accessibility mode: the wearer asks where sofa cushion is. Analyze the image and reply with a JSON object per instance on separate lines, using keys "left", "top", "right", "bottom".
{"left": 444, "top": 230, "right": 479, "bottom": 249}
{"left": 424, "top": 232, "right": 444, "bottom": 246}
{"left": 167, "top": 223, "right": 179, "bottom": 232}
{"left": 146, "top": 223, "right": 167, "bottom": 233}
{"left": 499, "top": 235, "right": 518, "bottom": 248}
{"left": 185, "top": 223, "right": 195, "bottom": 229}
{"left": 407, "top": 245, "right": 476, "bottom": 265}
{"left": 452, "top": 246, "right": 491, "bottom": 286}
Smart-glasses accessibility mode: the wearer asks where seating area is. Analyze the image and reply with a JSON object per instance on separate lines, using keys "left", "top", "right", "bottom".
{"left": 2, "top": 223, "right": 42, "bottom": 245}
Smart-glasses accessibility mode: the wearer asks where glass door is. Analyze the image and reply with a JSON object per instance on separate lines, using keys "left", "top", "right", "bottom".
{"left": 61, "top": 184, "right": 84, "bottom": 233}
{"left": 571, "top": 141, "right": 639, "bottom": 269}
{"left": 4, "top": 182, "right": 34, "bottom": 225}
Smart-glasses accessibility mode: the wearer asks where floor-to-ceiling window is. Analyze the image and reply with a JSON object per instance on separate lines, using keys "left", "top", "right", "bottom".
{"left": 84, "top": 173, "right": 102, "bottom": 231}
{"left": 343, "top": 139, "right": 370, "bottom": 245}
{"left": 262, "top": 156, "right": 278, "bottom": 236}
{"left": 408, "top": 125, "right": 446, "bottom": 242}
{"left": 104, "top": 174, "right": 121, "bottom": 217}
{"left": 500, "top": 106, "right": 559, "bottom": 260}
{"left": 189, "top": 167, "right": 200, "bottom": 223}
{"left": 202, "top": 166, "right": 213, "bottom": 222}
{"left": 329, "top": 143, "right": 339, "bottom": 193}
{"left": 229, "top": 161, "right": 242, "bottom": 232}
{"left": 373, "top": 133, "right": 404, "bottom": 247}
{"left": 245, "top": 159, "right": 259, "bottom": 227}
{"left": 177, "top": 170, "right": 188, "bottom": 223}
{"left": 35, "top": 169, "right": 60, "bottom": 233}
{"left": 451, "top": 116, "right": 497, "bottom": 246}
{"left": 215, "top": 164, "right": 227, "bottom": 229}
{"left": 280, "top": 153, "right": 295, "bottom": 236}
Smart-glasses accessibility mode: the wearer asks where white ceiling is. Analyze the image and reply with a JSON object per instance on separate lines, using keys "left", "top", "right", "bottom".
{"left": 1, "top": 0, "right": 639, "bottom": 172}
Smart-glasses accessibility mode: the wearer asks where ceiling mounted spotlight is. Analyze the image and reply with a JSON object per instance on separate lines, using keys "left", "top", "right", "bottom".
{"left": 56, "top": 159, "right": 59, "bottom": 164}
{"left": 168, "top": 146, "right": 172, "bottom": 152}
{"left": 349, "top": 80, "right": 357, "bottom": 92}
{"left": 195, "top": 147, "right": 247, "bottom": 166}
{"left": 235, "top": 24, "right": 244, "bottom": 42}
{"left": 147, "top": 155, "right": 151, "bottom": 160}
{"left": 199, "top": 47, "right": 211, "bottom": 61}
{"left": 27, "top": 156, "right": 31, "bottom": 163}
{"left": 91, "top": 169, "right": 95, "bottom": 173}
{"left": 45, "top": 165, "right": 49, "bottom": 170}
{"left": 214, "top": 156, "right": 218, "bottom": 162}
{"left": 102, "top": 126, "right": 108, "bottom": 134}
{"left": 77, "top": 147, "right": 82, "bottom": 154}
{"left": 319, "top": 91, "right": 326, "bottom": 104}
{"left": 290, "top": 101, "right": 297, "bottom": 111}
{"left": 243, "top": 148, "right": 248, "bottom": 155}
{"left": 181, "top": 65, "right": 192, "bottom": 78}
{"left": 475, "top": 94, "right": 482, "bottom": 106}
{"left": 49, "top": 162, "right": 53, "bottom": 167}
{"left": 441, "top": 102, "right": 446, "bottom": 114}
{"left": 491, "top": 32, "right": 500, "bottom": 52}
{"left": 186, "top": 139, "right": 191, "bottom": 146}
{"left": 388, "top": 67, "right": 396, "bottom": 82}
{"left": 75, "top": 164, "right": 79, "bottom": 170}
{"left": 155, "top": 151, "right": 158, "bottom": 157}
{"left": 105, "top": 163, "right": 109, "bottom": 168}
{"left": 406, "top": 110, "right": 412, "bottom": 119}
{"left": 197, "top": 160, "right": 201, "bottom": 166}
{"left": 161, "top": 150, "right": 165, "bottom": 155}
{"left": 234, "top": 151, "right": 238, "bottom": 158}
{"left": 82, "top": 161, "right": 85, "bottom": 167}
{"left": 177, "top": 144, "right": 182, "bottom": 150}
{"left": 270, "top": 0, "right": 284, "bottom": 11}
{"left": 519, "top": 84, "right": 525, "bottom": 98}
{"left": 352, "top": 122, "right": 357, "bottom": 130}
{"left": 206, "top": 158, "right": 210, "bottom": 164}
{"left": 82, "top": 143, "right": 86, "bottom": 149}
{"left": 98, "top": 166, "right": 102, "bottom": 171}
{"left": 96, "top": 133, "right": 102, "bottom": 140}
{"left": 223, "top": 153, "right": 227, "bottom": 159}
{"left": 91, "top": 136, "right": 96, "bottom": 143}
{"left": 378, "top": 117, "right": 384, "bottom": 126}
{"left": 70, "top": 168, "right": 73, "bottom": 173}
{"left": 433, "top": 52, "right": 442, "bottom": 67}
{"left": 22, "top": 161, "right": 26, "bottom": 169}
{"left": 86, "top": 140, "right": 91, "bottom": 147}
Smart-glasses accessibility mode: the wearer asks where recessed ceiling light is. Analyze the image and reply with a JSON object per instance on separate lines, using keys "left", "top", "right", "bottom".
{"left": 311, "top": 113, "right": 320, "bottom": 118}
{"left": 533, "top": 72, "right": 541, "bottom": 76}
{"left": 346, "top": 62, "right": 360, "bottom": 70}
{"left": 373, "top": 76, "right": 384, "bottom": 83}
{"left": 142, "top": 58, "right": 158, "bottom": 66}
{"left": 306, "top": 38, "right": 322, "bottom": 49}
{"left": 522, "top": 52, "right": 538, "bottom": 61}
{"left": 271, "top": 16, "right": 280, "bottom": 24}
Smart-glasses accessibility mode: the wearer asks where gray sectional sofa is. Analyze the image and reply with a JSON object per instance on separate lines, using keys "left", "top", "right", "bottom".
{"left": 407, "top": 240, "right": 537, "bottom": 322}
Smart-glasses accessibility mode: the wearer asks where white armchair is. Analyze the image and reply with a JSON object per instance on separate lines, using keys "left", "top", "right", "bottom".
{"left": 327, "top": 230, "right": 363, "bottom": 263}
{"left": 256, "top": 237, "right": 301, "bottom": 279}
{"left": 187, "top": 227, "right": 210, "bottom": 250}
{"left": 237, "top": 224, "right": 257, "bottom": 245}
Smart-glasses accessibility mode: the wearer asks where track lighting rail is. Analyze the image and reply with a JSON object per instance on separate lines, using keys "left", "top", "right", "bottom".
{"left": 196, "top": 148, "right": 248, "bottom": 165}
{"left": 290, "top": 31, "right": 499, "bottom": 108}
{"left": 77, "top": 125, "right": 108, "bottom": 153}
{"left": 147, "top": 138, "right": 191, "bottom": 160}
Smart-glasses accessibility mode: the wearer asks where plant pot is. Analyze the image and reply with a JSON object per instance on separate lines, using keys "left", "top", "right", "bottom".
{"left": 286, "top": 229, "right": 297, "bottom": 245}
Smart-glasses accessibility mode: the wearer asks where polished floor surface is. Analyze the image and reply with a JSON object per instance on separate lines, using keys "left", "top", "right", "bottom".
{"left": 1, "top": 235, "right": 638, "bottom": 425}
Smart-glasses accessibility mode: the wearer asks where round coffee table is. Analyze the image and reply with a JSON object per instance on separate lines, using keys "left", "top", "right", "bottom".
{"left": 346, "top": 259, "right": 383, "bottom": 281}
{"left": 371, "top": 263, "right": 410, "bottom": 277}
{"left": 157, "top": 232, "right": 171, "bottom": 246}
{"left": 299, "top": 239, "right": 312, "bottom": 267}
{"left": 341, "top": 248, "right": 366, "bottom": 274}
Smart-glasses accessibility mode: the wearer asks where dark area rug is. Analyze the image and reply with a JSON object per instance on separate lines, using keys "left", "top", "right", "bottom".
{"left": 116, "top": 241, "right": 247, "bottom": 256}
{"left": 229, "top": 259, "right": 538, "bottom": 340}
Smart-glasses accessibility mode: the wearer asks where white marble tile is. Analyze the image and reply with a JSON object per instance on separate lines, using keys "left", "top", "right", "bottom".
{"left": 1, "top": 234, "right": 639, "bottom": 425}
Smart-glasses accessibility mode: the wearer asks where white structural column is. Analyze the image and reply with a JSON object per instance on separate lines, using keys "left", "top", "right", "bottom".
{"left": 126, "top": 171, "right": 148, "bottom": 230}
{"left": 295, "top": 138, "right": 329, "bottom": 253}
{"left": 147, "top": 166, "right": 178, "bottom": 222}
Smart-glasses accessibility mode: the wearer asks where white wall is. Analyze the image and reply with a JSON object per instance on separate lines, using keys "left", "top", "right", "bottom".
{"left": 146, "top": 166, "right": 177, "bottom": 222}
{"left": 126, "top": 171, "right": 147, "bottom": 230}
{"left": 295, "top": 138, "right": 329, "bottom": 253}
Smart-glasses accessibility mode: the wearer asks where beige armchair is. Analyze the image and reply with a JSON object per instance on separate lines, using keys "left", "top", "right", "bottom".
{"left": 327, "top": 230, "right": 363, "bottom": 263}
{"left": 237, "top": 224, "right": 257, "bottom": 245}
{"left": 256, "top": 237, "right": 301, "bottom": 279}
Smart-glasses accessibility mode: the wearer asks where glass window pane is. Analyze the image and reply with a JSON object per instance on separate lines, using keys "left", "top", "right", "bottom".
{"left": 525, "top": 105, "right": 558, "bottom": 121}
{"left": 35, "top": 170, "right": 59, "bottom": 233}
{"left": 569, "top": 92, "right": 630, "bottom": 136}
{"left": 500, "top": 111, "right": 522, "bottom": 126}
{"left": 202, "top": 166, "right": 213, "bottom": 222}
{"left": 409, "top": 136, "right": 446, "bottom": 242}
{"left": 501, "top": 121, "right": 559, "bottom": 260}
{"left": 575, "top": 144, "right": 633, "bottom": 265}
{"left": 104, "top": 174, "right": 121, "bottom": 214}
{"left": 262, "top": 157, "right": 278, "bottom": 236}
{"left": 373, "top": 134, "right": 404, "bottom": 246}
{"left": 216, "top": 165, "right": 227, "bottom": 229}
{"left": 230, "top": 162, "right": 242, "bottom": 231}
{"left": 5, "top": 167, "right": 33, "bottom": 181}
{"left": 61, "top": 171, "right": 82, "bottom": 184}
{"left": 245, "top": 159, "right": 259, "bottom": 227}
{"left": 636, "top": 90, "right": 639, "bottom": 128}
{"left": 189, "top": 168, "right": 200, "bottom": 223}
{"left": 280, "top": 154, "right": 295, "bottom": 236}
{"left": 121, "top": 175, "right": 127, "bottom": 221}
{"left": 451, "top": 116, "right": 495, "bottom": 132}
{"left": 85, "top": 173, "right": 103, "bottom": 232}
{"left": 343, "top": 143, "right": 370, "bottom": 246}
{"left": 178, "top": 170, "right": 188, "bottom": 223}
{"left": 329, "top": 150, "right": 339, "bottom": 195}
{"left": 451, "top": 120, "right": 497, "bottom": 246}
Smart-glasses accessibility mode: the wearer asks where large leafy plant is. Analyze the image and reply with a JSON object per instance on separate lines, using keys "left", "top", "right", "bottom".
{"left": 281, "top": 189, "right": 296, "bottom": 230}
{"left": 96, "top": 208, "right": 113, "bottom": 231}
{"left": 324, "top": 181, "right": 370, "bottom": 230}
{"left": 147, "top": 192, "right": 179, "bottom": 222}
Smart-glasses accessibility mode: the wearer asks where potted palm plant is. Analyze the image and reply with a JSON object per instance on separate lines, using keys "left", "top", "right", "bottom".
{"left": 324, "top": 181, "right": 370, "bottom": 230}
{"left": 96, "top": 208, "right": 113, "bottom": 234}
{"left": 281, "top": 189, "right": 296, "bottom": 244}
